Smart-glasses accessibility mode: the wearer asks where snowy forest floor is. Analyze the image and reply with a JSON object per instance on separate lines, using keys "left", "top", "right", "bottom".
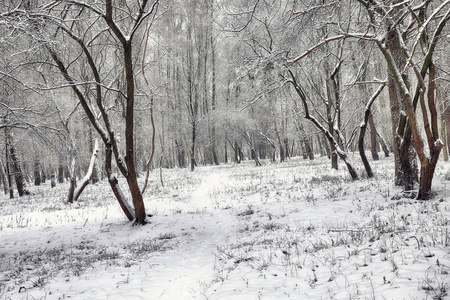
{"left": 1, "top": 155, "right": 450, "bottom": 300}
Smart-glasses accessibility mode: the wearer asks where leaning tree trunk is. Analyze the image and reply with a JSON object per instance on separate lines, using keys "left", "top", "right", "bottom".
{"left": 358, "top": 83, "right": 386, "bottom": 178}
{"left": 375, "top": 131, "right": 390, "bottom": 157}
{"left": 73, "top": 139, "right": 99, "bottom": 201}
{"left": 288, "top": 70, "right": 358, "bottom": 180}
{"left": 89, "top": 126, "right": 101, "bottom": 184}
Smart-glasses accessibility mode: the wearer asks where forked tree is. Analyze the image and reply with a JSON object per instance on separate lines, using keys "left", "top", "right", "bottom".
{"left": 356, "top": 0, "right": 450, "bottom": 199}
{"left": 0, "top": 1, "right": 160, "bottom": 223}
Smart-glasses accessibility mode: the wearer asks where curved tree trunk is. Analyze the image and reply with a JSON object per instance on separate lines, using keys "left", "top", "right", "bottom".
{"left": 288, "top": 69, "right": 358, "bottom": 180}
{"left": 359, "top": 83, "right": 386, "bottom": 178}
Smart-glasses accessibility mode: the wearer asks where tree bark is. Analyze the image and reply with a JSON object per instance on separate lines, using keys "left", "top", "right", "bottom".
{"left": 72, "top": 139, "right": 99, "bottom": 202}
{"left": 34, "top": 158, "right": 41, "bottom": 186}
{"left": 0, "top": 159, "right": 9, "bottom": 195}
{"left": 58, "top": 162, "right": 64, "bottom": 184}
{"left": 376, "top": 131, "right": 390, "bottom": 157}
{"left": 67, "top": 157, "right": 76, "bottom": 203}
{"left": 50, "top": 174, "right": 56, "bottom": 188}
{"left": 368, "top": 114, "right": 379, "bottom": 161}
{"left": 358, "top": 83, "right": 386, "bottom": 178}
{"left": 5, "top": 126, "right": 29, "bottom": 197}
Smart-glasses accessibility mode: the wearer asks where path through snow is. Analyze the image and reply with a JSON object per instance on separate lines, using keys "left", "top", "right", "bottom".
{"left": 1, "top": 168, "right": 236, "bottom": 300}
{"left": 142, "top": 171, "right": 235, "bottom": 299}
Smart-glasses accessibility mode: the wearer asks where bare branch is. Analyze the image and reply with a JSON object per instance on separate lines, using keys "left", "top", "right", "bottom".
{"left": 293, "top": 0, "right": 341, "bottom": 16}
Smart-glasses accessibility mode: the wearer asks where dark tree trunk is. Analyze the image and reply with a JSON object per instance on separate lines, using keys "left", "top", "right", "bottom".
{"left": 58, "top": 162, "right": 64, "bottom": 184}
{"left": 105, "top": 143, "right": 134, "bottom": 221}
{"left": 5, "top": 127, "right": 29, "bottom": 197}
{"left": 385, "top": 18, "right": 417, "bottom": 190}
{"left": 123, "top": 43, "right": 147, "bottom": 224}
{"left": 359, "top": 83, "right": 386, "bottom": 177}
{"left": 190, "top": 123, "right": 196, "bottom": 171}
{"left": 175, "top": 140, "right": 186, "bottom": 168}
{"left": 251, "top": 148, "right": 262, "bottom": 166}
{"left": 210, "top": 25, "right": 220, "bottom": 166}
{"left": 234, "top": 141, "right": 241, "bottom": 163}
{"left": 304, "top": 137, "right": 314, "bottom": 160}
{"left": 41, "top": 168, "right": 46, "bottom": 184}
{"left": 359, "top": 125, "right": 373, "bottom": 178}
{"left": 284, "top": 138, "right": 290, "bottom": 159}
{"left": 368, "top": 114, "right": 379, "bottom": 161}
{"left": 50, "top": 174, "right": 56, "bottom": 188}
{"left": 34, "top": 159, "right": 41, "bottom": 186}
{"left": 67, "top": 158, "right": 76, "bottom": 204}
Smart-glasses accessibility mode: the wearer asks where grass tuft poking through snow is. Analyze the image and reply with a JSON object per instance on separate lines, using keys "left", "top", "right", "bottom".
{"left": 1, "top": 156, "right": 450, "bottom": 299}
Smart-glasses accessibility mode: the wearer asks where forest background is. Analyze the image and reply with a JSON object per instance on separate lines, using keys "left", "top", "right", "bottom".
{"left": 0, "top": 0, "right": 450, "bottom": 223}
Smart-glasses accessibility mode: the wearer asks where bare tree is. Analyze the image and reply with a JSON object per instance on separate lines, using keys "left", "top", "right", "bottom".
{"left": 0, "top": 1, "right": 160, "bottom": 223}
{"left": 356, "top": 0, "right": 450, "bottom": 198}
{"left": 286, "top": 69, "right": 358, "bottom": 180}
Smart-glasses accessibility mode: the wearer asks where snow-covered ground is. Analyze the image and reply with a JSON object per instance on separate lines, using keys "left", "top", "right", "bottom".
{"left": 1, "top": 155, "right": 450, "bottom": 299}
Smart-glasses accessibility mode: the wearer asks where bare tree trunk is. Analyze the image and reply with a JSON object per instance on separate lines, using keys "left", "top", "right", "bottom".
{"left": 41, "top": 168, "right": 46, "bottom": 184}
{"left": 34, "top": 158, "right": 41, "bottom": 186}
{"left": 294, "top": 118, "right": 314, "bottom": 160}
{"left": 321, "top": 134, "right": 331, "bottom": 159}
{"left": 89, "top": 126, "right": 100, "bottom": 184}
{"left": 210, "top": 31, "right": 220, "bottom": 166}
{"left": 284, "top": 138, "right": 290, "bottom": 159}
{"left": 359, "top": 83, "right": 386, "bottom": 178}
{"left": 378, "top": 27, "right": 445, "bottom": 199}
{"left": 326, "top": 59, "right": 340, "bottom": 170}
{"left": 305, "top": 137, "right": 314, "bottom": 160}
{"left": 190, "top": 122, "right": 196, "bottom": 171}
{"left": 368, "top": 114, "right": 380, "bottom": 161}
{"left": 5, "top": 126, "right": 29, "bottom": 196}
{"left": 234, "top": 140, "right": 241, "bottom": 163}
{"left": 384, "top": 8, "right": 417, "bottom": 190}
{"left": 105, "top": 142, "right": 134, "bottom": 221}
{"left": 142, "top": 97, "right": 156, "bottom": 195}
{"left": 123, "top": 42, "right": 147, "bottom": 224}
{"left": 67, "top": 157, "right": 76, "bottom": 203}
{"left": 376, "top": 131, "right": 390, "bottom": 157}
{"left": 72, "top": 139, "right": 99, "bottom": 202}
{"left": 58, "top": 162, "right": 64, "bottom": 184}
{"left": 50, "top": 174, "right": 56, "bottom": 188}
{"left": 438, "top": 81, "right": 449, "bottom": 161}
{"left": 0, "top": 159, "right": 9, "bottom": 195}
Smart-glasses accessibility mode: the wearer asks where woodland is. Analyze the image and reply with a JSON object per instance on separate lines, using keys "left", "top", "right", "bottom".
{"left": 0, "top": 0, "right": 449, "bottom": 225}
